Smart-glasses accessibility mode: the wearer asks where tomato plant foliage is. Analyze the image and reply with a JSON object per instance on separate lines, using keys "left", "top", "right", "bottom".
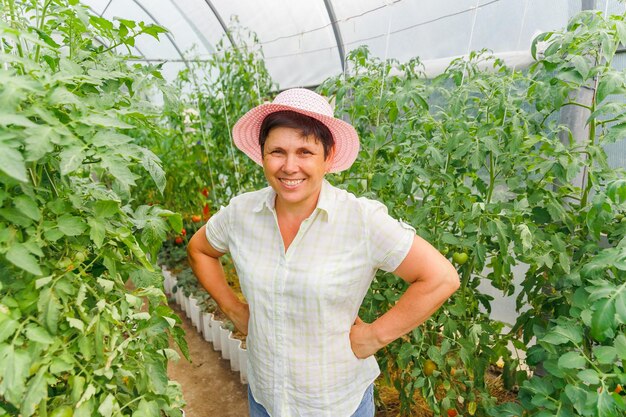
{"left": 0, "top": 0, "right": 186, "bottom": 415}
{"left": 319, "top": 8, "right": 626, "bottom": 417}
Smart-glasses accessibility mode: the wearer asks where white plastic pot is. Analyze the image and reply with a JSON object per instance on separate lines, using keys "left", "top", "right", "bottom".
{"left": 211, "top": 316, "right": 223, "bottom": 351}
{"left": 201, "top": 312, "right": 213, "bottom": 342}
{"left": 183, "top": 295, "right": 191, "bottom": 318}
{"left": 239, "top": 346, "right": 248, "bottom": 384}
{"left": 189, "top": 296, "right": 201, "bottom": 332}
{"left": 175, "top": 288, "right": 183, "bottom": 308}
{"left": 220, "top": 326, "right": 231, "bottom": 360}
{"left": 228, "top": 335, "right": 241, "bottom": 372}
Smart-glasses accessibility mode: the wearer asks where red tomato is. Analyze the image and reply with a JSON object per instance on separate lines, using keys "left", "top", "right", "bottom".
{"left": 191, "top": 215, "right": 202, "bottom": 223}
{"left": 181, "top": 228, "right": 187, "bottom": 236}
{"left": 447, "top": 409, "right": 458, "bottom": 417}
{"left": 203, "top": 203, "right": 210, "bottom": 218}
{"left": 175, "top": 236, "right": 183, "bottom": 245}
{"left": 201, "top": 188, "right": 209, "bottom": 198}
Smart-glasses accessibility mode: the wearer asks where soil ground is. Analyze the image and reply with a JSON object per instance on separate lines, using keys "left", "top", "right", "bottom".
{"left": 167, "top": 302, "right": 249, "bottom": 417}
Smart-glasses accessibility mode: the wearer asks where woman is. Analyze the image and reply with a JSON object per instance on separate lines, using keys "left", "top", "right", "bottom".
{"left": 187, "top": 88, "right": 459, "bottom": 417}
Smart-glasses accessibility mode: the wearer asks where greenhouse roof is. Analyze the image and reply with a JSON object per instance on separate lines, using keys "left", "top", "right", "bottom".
{"left": 83, "top": 0, "right": 625, "bottom": 89}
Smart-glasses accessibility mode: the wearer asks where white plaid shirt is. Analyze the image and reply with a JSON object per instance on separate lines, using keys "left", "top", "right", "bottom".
{"left": 206, "top": 179, "right": 415, "bottom": 417}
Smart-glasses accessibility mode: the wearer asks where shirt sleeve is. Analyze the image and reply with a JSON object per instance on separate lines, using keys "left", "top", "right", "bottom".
{"left": 366, "top": 200, "right": 416, "bottom": 272}
{"left": 205, "top": 204, "right": 230, "bottom": 254}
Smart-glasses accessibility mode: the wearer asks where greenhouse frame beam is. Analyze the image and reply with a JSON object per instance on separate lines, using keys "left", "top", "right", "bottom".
{"left": 323, "top": 0, "right": 345, "bottom": 72}
{"left": 202, "top": 0, "right": 236, "bottom": 48}
{"left": 167, "top": 0, "right": 215, "bottom": 54}
{"left": 131, "top": 0, "right": 191, "bottom": 72}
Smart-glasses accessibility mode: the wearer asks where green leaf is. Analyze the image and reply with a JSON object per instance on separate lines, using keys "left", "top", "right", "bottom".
{"left": 92, "top": 131, "right": 134, "bottom": 147}
{"left": 101, "top": 155, "right": 137, "bottom": 188}
{"left": 166, "top": 212, "right": 183, "bottom": 234}
{"left": 13, "top": 195, "right": 40, "bottom": 221}
{"left": 97, "top": 278, "right": 115, "bottom": 293}
{"left": 141, "top": 24, "right": 168, "bottom": 40}
{"left": 607, "top": 179, "right": 626, "bottom": 204}
{"left": 616, "top": 289, "right": 626, "bottom": 324}
{"left": 140, "top": 150, "right": 165, "bottom": 194}
{"left": 591, "top": 298, "right": 616, "bottom": 341}
{"left": 39, "top": 288, "right": 61, "bottom": 335}
{"left": 146, "top": 359, "right": 168, "bottom": 394}
{"left": 542, "top": 324, "right": 583, "bottom": 345}
{"left": 0, "top": 114, "right": 36, "bottom": 127}
{"left": 82, "top": 114, "right": 133, "bottom": 129}
{"left": 596, "top": 390, "right": 615, "bottom": 417}
{"left": 76, "top": 383, "right": 96, "bottom": 409}
{"left": 88, "top": 218, "right": 106, "bottom": 248}
{"left": 0, "top": 314, "right": 18, "bottom": 342}
{"left": 94, "top": 200, "right": 119, "bottom": 218}
{"left": 577, "top": 368, "right": 600, "bottom": 385}
{"left": 33, "top": 26, "right": 60, "bottom": 47}
{"left": 57, "top": 214, "right": 87, "bottom": 236}
{"left": 0, "top": 346, "right": 30, "bottom": 403}
{"left": 615, "top": 334, "right": 626, "bottom": 360}
{"left": 558, "top": 351, "right": 586, "bottom": 369}
{"left": 6, "top": 244, "right": 42, "bottom": 276}
{"left": 20, "top": 366, "right": 47, "bottom": 417}
{"left": 66, "top": 317, "right": 84, "bottom": 332}
{"left": 517, "top": 224, "right": 532, "bottom": 252}
{"left": 593, "top": 346, "right": 616, "bottom": 364}
{"left": 596, "top": 70, "right": 623, "bottom": 103}
{"left": 564, "top": 384, "right": 589, "bottom": 415}
{"left": 132, "top": 399, "right": 159, "bottom": 417}
{"left": 24, "top": 125, "right": 54, "bottom": 162}
{"left": 0, "top": 144, "right": 28, "bottom": 182}
{"left": 97, "top": 393, "right": 118, "bottom": 417}
{"left": 24, "top": 324, "right": 54, "bottom": 345}
{"left": 59, "top": 146, "right": 84, "bottom": 175}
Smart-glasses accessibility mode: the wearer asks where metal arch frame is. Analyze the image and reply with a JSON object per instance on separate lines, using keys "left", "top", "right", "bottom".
{"left": 131, "top": 0, "right": 191, "bottom": 72}
{"left": 167, "top": 0, "right": 216, "bottom": 54}
{"left": 322, "top": 0, "right": 345, "bottom": 72}
{"left": 202, "top": 0, "right": 236, "bottom": 48}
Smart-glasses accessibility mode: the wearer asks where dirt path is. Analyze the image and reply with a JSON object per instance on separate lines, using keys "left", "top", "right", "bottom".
{"left": 167, "top": 303, "right": 249, "bottom": 417}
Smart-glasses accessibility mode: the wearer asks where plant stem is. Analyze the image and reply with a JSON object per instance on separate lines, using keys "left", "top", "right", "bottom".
{"left": 34, "top": 0, "right": 52, "bottom": 63}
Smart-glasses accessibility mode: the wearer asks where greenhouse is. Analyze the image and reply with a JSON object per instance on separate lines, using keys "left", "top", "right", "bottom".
{"left": 1, "top": 0, "right": 626, "bottom": 416}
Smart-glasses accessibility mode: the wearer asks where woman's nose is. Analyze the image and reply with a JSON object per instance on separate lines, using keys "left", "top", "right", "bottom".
{"left": 282, "top": 154, "right": 298, "bottom": 173}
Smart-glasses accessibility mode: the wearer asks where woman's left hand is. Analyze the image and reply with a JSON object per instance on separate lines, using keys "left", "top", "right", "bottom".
{"left": 349, "top": 317, "right": 385, "bottom": 359}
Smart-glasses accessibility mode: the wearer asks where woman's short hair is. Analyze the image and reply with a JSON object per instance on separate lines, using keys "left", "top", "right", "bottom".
{"left": 259, "top": 110, "right": 335, "bottom": 160}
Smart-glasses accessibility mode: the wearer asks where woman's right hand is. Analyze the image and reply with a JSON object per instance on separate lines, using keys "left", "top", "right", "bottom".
{"left": 226, "top": 301, "right": 250, "bottom": 335}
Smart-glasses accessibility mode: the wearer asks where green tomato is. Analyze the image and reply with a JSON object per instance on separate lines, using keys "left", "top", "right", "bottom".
{"left": 49, "top": 406, "right": 73, "bottom": 417}
{"left": 453, "top": 252, "right": 469, "bottom": 265}
{"left": 74, "top": 251, "right": 86, "bottom": 263}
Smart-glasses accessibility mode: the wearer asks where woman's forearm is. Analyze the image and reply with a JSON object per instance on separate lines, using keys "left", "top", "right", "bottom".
{"left": 186, "top": 229, "right": 243, "bottom": 318}
{"left": 370, "top": 270, "right": 459, "bottom": 347}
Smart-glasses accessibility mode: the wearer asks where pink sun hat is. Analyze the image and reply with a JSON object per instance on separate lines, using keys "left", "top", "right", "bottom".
{"left": 232, "top": 88, "right": 360, "bottom": 173}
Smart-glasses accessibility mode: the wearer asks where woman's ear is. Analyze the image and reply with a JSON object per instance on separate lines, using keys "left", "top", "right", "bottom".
{"left": 325, "top": 146, "right": 336, "bottom": 173}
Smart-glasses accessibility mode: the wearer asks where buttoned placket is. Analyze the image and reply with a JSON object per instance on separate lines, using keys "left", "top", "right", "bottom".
{"left": 269, "top": 207, "right": 318, "bottom": 417}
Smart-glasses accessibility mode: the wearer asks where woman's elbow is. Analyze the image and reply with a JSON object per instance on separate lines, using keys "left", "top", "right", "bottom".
{"left": 444, "top": 266, "right": 461, "bottom": 294}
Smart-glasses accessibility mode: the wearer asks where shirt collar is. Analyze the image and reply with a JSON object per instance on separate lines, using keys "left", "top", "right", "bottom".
{"left": 251, "top": 179, "right": 335, "bottom": 222}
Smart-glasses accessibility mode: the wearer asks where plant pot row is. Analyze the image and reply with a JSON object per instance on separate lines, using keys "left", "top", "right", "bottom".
{"left": 162, "top": 266, "right": 248, "bottom": 385}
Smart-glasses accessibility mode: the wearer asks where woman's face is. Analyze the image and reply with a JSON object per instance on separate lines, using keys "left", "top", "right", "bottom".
{"left": 262, "top": 126, "right": 333, "bottom": 212}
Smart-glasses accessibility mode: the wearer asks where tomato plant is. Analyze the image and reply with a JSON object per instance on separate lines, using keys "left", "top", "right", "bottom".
{"left": 319, "top": 8, "right": 626, "bottom": 417}
{"left": 0, "top": 1, "right": 187, "bottom": 415}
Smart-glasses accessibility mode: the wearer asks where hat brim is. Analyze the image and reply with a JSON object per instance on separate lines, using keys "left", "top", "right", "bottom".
{"left": 232, "top": 103, "right": 360, "bottom": 173}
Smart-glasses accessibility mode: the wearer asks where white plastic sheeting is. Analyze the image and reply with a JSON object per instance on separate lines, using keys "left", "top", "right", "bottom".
{"left": 82, "top": 0, "right": 624, "bottom": 88}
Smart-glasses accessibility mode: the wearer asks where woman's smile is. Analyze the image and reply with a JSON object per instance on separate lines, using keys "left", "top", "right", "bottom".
{"left": 262, "top": 126, "right": 332, "bottom": 213}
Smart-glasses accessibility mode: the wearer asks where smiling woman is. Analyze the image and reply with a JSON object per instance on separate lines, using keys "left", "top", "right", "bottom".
{"left": 261, "top": 123, "right": 333, "bottom": 224}
{"left": 186, "top": 88, "right": 460, "bottom": 417}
